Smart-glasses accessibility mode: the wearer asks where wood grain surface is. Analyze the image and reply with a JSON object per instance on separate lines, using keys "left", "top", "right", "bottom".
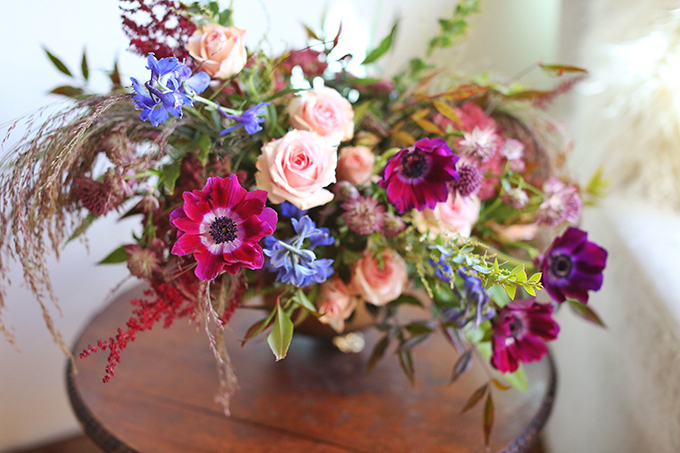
{"left": 67, "top": 285, "right": 556, "bottom": 453}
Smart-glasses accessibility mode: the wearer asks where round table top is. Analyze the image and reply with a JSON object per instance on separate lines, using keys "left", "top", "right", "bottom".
{"left": 67, "top": 285, "right": 555, "bottom": 453}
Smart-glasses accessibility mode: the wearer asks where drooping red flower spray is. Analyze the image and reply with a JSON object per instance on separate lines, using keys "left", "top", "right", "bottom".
{"left": 80, "top": 278, "right": 198, "bottom": 382}
{"left": 120, "top": 0, "right": 196, "bottom": 61}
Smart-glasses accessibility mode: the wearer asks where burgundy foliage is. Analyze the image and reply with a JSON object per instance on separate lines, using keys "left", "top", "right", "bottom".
{"left": 120, "top": 0, "right": 196, "bottom": 61}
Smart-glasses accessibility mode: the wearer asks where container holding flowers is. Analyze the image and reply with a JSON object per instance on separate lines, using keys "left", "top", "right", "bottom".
{"left": 0, "top": 0, "right": 608, "bottom": 447}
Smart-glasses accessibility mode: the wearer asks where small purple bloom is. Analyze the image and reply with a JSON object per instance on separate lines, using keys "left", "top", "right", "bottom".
{"left": 220, "top": 103, "right": 270, "bottom": 135}
{"left": 280, "top": 202, "right": 308, "bottom": 219}
{"left": 491, "top": 298, "right": 559, "bottom": 373}
{"left": 536, "top": 178, "right": 582, "bottom": 226}
{"left": 379, "top": 137, "right": 459, "bottom": 213}
{"left": 450, "top": 162, "right": 482, "bottom": 198}
{"left": 263, "top": 215, "right": 334, "bottom": 287}
{"left": 541, "top": 227, "right": 608, "bottom": 304}
{"left": 341, "top": 196, "right": 385, "bottom": 235}
{"left": 131, "top": 54, "right": 210, "bottom": 127}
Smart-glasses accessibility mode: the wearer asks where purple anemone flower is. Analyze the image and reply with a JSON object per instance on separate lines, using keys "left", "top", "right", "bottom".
{"left": 541, "top": 227, "right": 608, "bottom": 304}
{"left": 491, "top": 298, "right": 559, "bottom": 374}
{"left": 379, "top": 137, "right": 459, "bottom": 213}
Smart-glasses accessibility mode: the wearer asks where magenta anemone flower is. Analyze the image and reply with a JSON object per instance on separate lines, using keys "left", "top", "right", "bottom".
{"left": 491, "top": 298, "right": 560, "bottom": 374}
{"left": 541, "top": 227, "right": 608, "bottom": 304}
{"left": 379, "top": 137, "right": 459, "bottom": 213}
{"left": 170, "top": 175, "right": 278, "bottom": 281}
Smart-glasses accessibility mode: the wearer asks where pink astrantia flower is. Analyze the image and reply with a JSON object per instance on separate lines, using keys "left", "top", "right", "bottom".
{"left": 491, "top": 298, "right": 560, "bottom": 373}
{"left": 170, "top": 175, "right": 277, "bottom": 281}
{"left": 379, "top": 137, "right": 459, "bottom": 213}
{"left": 458, "top": 126, "right": 498, "bottom": 162}
{"left": 537, "top": 177, "right": 582, "bottom": 226}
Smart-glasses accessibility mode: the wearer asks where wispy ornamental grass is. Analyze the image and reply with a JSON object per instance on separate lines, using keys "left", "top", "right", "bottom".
{"left": 0, "top": 94, "right": 177, "bottom": 357}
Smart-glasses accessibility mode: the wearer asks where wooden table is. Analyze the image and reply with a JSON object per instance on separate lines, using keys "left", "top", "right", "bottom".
{"left": 67, "top": 285, "right": 555, "bottom": 453}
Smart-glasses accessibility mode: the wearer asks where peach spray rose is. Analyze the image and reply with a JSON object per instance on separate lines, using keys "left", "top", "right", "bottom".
{"left": 349, "top": 249, "right": 408, "bottom": 306}
{"left": 187, "top": 24, "right": 247, "bottom": 79}
{"left": 337, "top": 146, "right": 376, "bottom": 186}
{"left": 288, "top": 87, "right": 354, "bottom": 144}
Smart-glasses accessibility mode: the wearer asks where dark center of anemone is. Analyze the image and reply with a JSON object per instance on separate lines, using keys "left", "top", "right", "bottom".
{"left": 209, "top": 216, "right": 238, "bottom": 244}
{"left": 508, "top": 315, "right": 524, "bottom": 338}
{"left": 550, "top": 253, "right": 573, "bottom": 278}
{"left": 400, "top": 151, "right": 429, "bottom": 179}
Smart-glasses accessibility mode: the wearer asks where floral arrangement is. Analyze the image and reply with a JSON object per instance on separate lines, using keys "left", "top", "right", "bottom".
{"left": 0, "top": 0, "right": 609, "bottom": 445}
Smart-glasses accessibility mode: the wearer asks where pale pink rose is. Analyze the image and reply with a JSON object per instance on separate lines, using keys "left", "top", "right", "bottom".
{"left": 288, "top": 87, "right": 354, "bottom": 144}
{"left": 316, "top": 279, "right": 358, "bottom": 333}
{"left": 491, "top": 223, "right": 539, "bottom": 242}
{"left": 255, "top": 130, "right": 337, "bottom": 210}
{"left": 337, "top": 146, "right": 376, "bottom": 186}
{"left": 187, "top": 25, "right": 247, "bottom": 79}
{"left": 413, "top": 194, "right": 481, "bottom": 239}
{"left": 349, "top": 249, "right": 408, "bottom": 306}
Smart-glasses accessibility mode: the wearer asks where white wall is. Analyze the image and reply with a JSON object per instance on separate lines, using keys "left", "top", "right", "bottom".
{"left": 0, "top": 1, "right": 561, "bottom": 451}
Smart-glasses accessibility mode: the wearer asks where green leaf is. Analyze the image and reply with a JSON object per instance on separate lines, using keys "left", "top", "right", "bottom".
{"left": 461, "top": 383, "right": 488, "bottom": 413}
{"left": 404, "top": 322, "right": 434, "bottom": 336}
{"left": 399, "top": 333, "right": 429, "bottom": 352}
{"left": 476, "top": 342, "right": 529, "bottom": 392}
{"left": 398, "top": 349, "right": 415, "bottom": 385}
{"left": 218, "top": 8, "right": 233, "bottom": 27}
{"left": 267, "top": 302, "right": 294, "bottom": 361}
{"left": 110, "top": 60, "right": 121, "bottom": 87}
{"left": 450, "top": 349, "right": 473, "bottom": 383}
{"left": 352, "top": 101, "right": 371, "bottom": 126}
{"left": 301, "top": 23, "right": 320, "bottom": 41}
{"left": 483, "top": 392, "right": 495, "bottom": 446}
{"left": 488, "top": 284, "right": 511, "bottom": 308}
{"left": 367, "top": 334, "right": 390, "bottom": 372}
{"left": 49, "top": 86, "right": 84, "bottom": 98}
{"left": 528, "top": 272, "right": 542, "bottom": 283}
{"left": 43, "top": 47, "right": 72, "bottom": 77}
{"left": 240, "top": 311, "right": 275, "bottom": 347}
{"left": 502, "top": 364, "right": 529, "bottom": 393}
{"left": 159, "top": 159, "right": 183, "bottom": 195}
{"left": 97, "top": 245, "right": 129, "bottom": 265}
{"left": 264, "top": 86, "right": 308, "bottom": 102}
{"left": 81, "top": 48, "right": 89, "bottom": 80}
{"left": 207, "top": 1, "right": 219, "bottom": 16}
{"left": 567, "top": 299, "right": 606, "bottom": 328}
{"left": 362, "top": 23, "right": 398, "bottom": 65}
{"left": 539, "top": 63, "right": 588, "bottom": 77}
{"left": 509, "top": 264, "right": 524, "bottom": 277}
{"left": 64, "top": 213, "right": 98, "bottom": 246}
{"left": 197, "top": 133, "right": 211, "bottom": 166}
{"left": 295, "top": 289, "right": 318, "bottom": 313}
{"left": 505, "top": 284, "right": 516, "bottom": 300}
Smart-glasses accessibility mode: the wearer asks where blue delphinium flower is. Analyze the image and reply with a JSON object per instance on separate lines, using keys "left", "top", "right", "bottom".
{"left": 263, "top": 215, "right": 334, "bottom": 287}
{"left": 130, "top": 54, "right": 210, "bottom": 127}
{"left": 429, "top": 256, "right": 452, "bottom": 282}
{"left": 220, "top": 102, "right": 269, "bottom": 135}
{"left": 444, "top": 270, "right": 495, "bottom": 328}
{"left": 279, "top": 202, "right": 308, "bottom": 220}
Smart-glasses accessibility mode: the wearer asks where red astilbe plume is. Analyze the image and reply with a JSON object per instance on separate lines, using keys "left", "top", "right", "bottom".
{"left": 120, "top": 0, "right": 196, "bottom": 61}
{"left": 80, "top": 278, "right": 197, "bottom": 383}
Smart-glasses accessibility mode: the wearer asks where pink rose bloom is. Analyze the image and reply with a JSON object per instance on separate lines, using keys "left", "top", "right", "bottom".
{"left": 337, "top": 146, "right": 376, "bottom": 186}
{"left": 316, "top": 279, "right": 358, "bottom": 333}
{"left": 349, "top": 249, "right": 408, "bottom": 306}
{"left": 491, "top": 223, "right": 539, "bottom": 242}
{"left": 255, "top": 130, "right": 337, "bottom": 210}
{"left": 288, "top": 87, "right": 354, "bottom": 144}
{"left": 187, "top": 25, "right": 247, "bottom": 79}
{"left": 413, "top": 194, "right": 481, "bottom": 239}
